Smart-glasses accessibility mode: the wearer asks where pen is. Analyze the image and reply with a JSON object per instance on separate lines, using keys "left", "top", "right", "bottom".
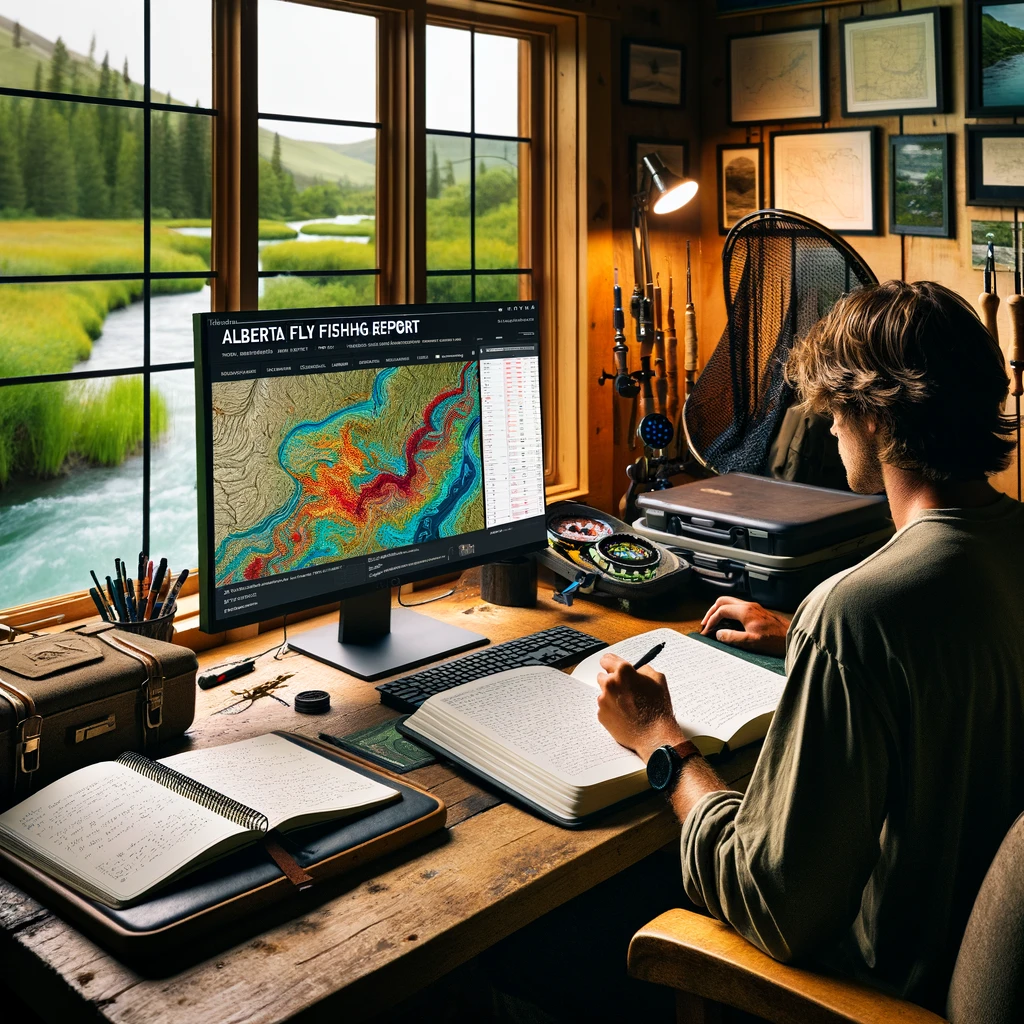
{"left": 121, "top": 561, "right": 137, "bottom": 621}
{"left": 162, "top": 568, "right": 190, "bottom": 619}
{"left": 633, "top": 641, "right": 665, "bottom": 671}
{"left": 105, "top": 575, "right": 120, "bottom": 621}
{"left": 112, "top": 574, "right": 128, "bottom": 622}
{"left": 90, "top": 570, "right": 115, "bottom": 621}
{"left": 89, "top": 587, "right": 111, "bottom": 622}
{"left": 145, "top": 557, "right": 168, "bottom": 620}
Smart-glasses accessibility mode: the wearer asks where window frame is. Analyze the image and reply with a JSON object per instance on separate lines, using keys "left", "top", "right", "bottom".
{"left": 0, "top": 0, "right": 589, "bottom": 626}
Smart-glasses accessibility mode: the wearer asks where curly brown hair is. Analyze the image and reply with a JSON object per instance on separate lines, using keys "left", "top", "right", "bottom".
{"left": 786, "top": 280, "right": 1016, "bottom": 482}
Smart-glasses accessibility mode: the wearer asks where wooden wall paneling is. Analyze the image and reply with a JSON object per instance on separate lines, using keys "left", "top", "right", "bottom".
{"left": 694, "top": 0, "right": 1020, "bottom": 497}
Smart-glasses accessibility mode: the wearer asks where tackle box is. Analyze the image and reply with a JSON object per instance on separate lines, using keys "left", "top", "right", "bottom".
{"left": 634, "top": 475, "right": 894, "bottom": 610}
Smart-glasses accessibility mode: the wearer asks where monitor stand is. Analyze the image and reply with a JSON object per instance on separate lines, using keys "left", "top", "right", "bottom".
{"left": 288, "top": 587, "right": 488, "bottom": 681}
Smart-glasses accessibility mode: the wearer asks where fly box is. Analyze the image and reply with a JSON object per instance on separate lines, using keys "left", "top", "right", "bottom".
{"left": 0, "top": 623, "right": 197, "bottom": 809}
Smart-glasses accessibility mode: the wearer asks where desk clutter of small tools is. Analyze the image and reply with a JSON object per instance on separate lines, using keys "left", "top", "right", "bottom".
{"left": 0, "top": 569, "right": 761, "bottom": 1024}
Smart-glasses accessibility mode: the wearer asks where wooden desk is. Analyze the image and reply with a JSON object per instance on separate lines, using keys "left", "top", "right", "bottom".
{"left": 0, "top": 572, "right": 758, "bottom": 1023}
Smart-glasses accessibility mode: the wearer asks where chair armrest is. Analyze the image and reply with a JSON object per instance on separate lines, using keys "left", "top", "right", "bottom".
{"left": 627, "top": 909, "right": 948, "bottom": 1024}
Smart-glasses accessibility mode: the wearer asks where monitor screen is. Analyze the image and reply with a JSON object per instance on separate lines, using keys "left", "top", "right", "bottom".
{"left": 194, "top": 301, "right": 546, "bottom": 633}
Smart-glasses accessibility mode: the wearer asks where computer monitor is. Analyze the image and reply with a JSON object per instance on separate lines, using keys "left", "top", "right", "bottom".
{"left": 194, "top": 300, "right": 547, "bottom": 679}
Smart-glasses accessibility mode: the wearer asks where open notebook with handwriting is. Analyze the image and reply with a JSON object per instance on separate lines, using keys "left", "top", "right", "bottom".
{"left": 0, "top": 733, "right": 399, "bottom": 908}
{"left": 401, "top": 627, "right": 788, "bottom": 827}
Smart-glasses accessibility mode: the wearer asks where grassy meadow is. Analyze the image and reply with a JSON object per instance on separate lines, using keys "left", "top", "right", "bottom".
{"left": 0, "top": 219, "right": 206, "bottom": 484}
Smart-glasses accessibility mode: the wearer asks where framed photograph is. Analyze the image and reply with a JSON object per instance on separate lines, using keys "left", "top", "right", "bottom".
{"left": 889, "top": 135, "right": 953, "bottom": 238}
{"left": 771, "top": 128, "right": 879, "bottom": 235}
{"left": 966, "top": 125, "right": 1024, "bottom": 205}
{"left": 970, "top": 220, "right": 1017, "bottom": 268}
{"left": 840, "top": 8, "right": 945, "bottom": 117}
{"left": 631, "top": 138, "right": 689, "bottom": 197}
{"left": 622, "top": 39, "right": 685, "bottom": 107}
{"left": 966, "top": 1, "right": 1024, "bottom": 116}
{"left": 728, "top": 27, "right": 825, "bottom": 125}
{"left": 717, "top": 144, "right": 763, "bottom": 234}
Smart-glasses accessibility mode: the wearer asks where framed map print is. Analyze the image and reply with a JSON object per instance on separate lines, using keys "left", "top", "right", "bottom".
{"left": 966, "top": 125, "right": 1024, "bottom": 205}
{"left": 771, "top": 128, "right": 878, "bottom": 234}
{"left": 840, "top": 8, "right": 945, "bottom": 116}
{"left": 728, "top": 27, "right": 826, "bottom": 124}
{"left": 717, "top": 144, "right": 763, "bottom": 233}
{"left": 966, "top": 1, "right": 1024, "bottom": 116}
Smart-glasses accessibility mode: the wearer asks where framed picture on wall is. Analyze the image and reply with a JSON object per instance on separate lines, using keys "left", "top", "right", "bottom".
{"left": 717, "top": 144, "right": 763, "bottom": 234}
{"left": 771, "top": 127, "right": 878, "bottom": 234}
{"left": 889, "top": 135, "right": 954, "bottom": 238}
{"left": 966, "top": 125, "right": 1024, "bottom": 205}
{"left": 728, "top": 27, "right": 826, "bottom": 125}
{"left": 622, "top": 39, "right": 685, "bottom": 107}
{"left": 840, "top": 8, "right": 946, "bottom": 117}
{"left": 966, "top": 1, "right": 1024, "bottom": 116}
{"left": 631, "top": 138, "right": 689, "bottom": 197}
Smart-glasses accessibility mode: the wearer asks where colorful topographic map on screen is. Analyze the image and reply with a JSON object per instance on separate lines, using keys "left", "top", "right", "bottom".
{"left": 212, "top": 361, "right": 484, "bottom": 585}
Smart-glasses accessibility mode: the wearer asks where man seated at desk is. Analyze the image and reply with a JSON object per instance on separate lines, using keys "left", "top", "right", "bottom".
{"left": 596, "top": 280, "right": 1024, "bottom": 1013}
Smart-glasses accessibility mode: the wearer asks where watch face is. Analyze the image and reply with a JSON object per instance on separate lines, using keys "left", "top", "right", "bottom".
{"left": 647, "top": 746, "right": 675, "bottom": 791}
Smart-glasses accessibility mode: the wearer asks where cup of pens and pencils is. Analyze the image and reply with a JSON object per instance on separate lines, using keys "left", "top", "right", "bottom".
{"left": 88, "top": 555, "right": 189, "bottom": 643}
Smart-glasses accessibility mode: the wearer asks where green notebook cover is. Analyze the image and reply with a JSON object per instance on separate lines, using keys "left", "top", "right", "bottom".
{"left": 686, "top": 631, "right": 787, "bottom": 676}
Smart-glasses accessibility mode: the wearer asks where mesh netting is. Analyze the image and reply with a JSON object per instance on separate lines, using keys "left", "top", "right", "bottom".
{"left": 683, "top": 209, "right": 877, "bottom": 475}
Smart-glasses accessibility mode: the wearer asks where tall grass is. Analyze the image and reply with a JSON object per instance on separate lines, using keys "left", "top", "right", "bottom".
{"left": 0, "top": 377, "right": 168, "bottom": 483}
{"left": 299, "top": 220, "right": 375, "bottom": 237}
{"left": 0, "top": 219, "right": 204, "bottom": 484}
{"left": 261, "top": 276, "right": 376, "bottom": 309}
{"left": 260, "top": 238, "right": 376, "bottom": 273}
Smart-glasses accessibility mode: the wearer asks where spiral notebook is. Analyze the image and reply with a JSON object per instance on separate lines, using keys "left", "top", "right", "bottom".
{"left": 0, "top": 733, "right": 400, "bottom": 909}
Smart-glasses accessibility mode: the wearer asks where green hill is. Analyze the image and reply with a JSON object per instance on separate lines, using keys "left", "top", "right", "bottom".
{"left": 981, "top": 11, "right": 1024, "bottom": 69}
{"left": 258, "top": 126, "right": 375, "bottom": 188}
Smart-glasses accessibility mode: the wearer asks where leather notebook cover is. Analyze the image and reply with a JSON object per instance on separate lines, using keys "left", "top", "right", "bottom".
{"left": 0, "top": 731, "right": 445, "bottom": 964}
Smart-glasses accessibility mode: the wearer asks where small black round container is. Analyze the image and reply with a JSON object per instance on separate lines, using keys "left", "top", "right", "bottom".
{"left": 294, "top": 690, "right": 331, "bottom": 714}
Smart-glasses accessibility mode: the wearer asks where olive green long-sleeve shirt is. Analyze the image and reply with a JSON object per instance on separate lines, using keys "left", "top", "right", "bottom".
{"left": 680, "top": 496, "right": 1024, "bottom": 1012}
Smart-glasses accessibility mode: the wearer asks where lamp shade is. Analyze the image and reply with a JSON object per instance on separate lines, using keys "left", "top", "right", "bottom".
{"left": 642, "top": 153, "right": 698, "bottom": 214}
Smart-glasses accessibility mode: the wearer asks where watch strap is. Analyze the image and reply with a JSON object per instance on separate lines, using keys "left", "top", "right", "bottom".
{"left": 671, "top": 739, "right": 700, "bottom": 764}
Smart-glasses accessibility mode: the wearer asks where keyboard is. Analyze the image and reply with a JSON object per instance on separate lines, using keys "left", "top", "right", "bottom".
{"left": 376, "top": 625, "right": 608, "bottom": 713}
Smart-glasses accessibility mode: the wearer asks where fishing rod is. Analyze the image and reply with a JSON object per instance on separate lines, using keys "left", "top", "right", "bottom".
{"left": 1009, "top": 224, "right": 1023, "bottom": 501}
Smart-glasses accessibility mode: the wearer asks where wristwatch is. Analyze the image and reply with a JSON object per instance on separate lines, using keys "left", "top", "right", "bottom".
{"left": 646, "top": 740, "right": 700, "bottom": 793}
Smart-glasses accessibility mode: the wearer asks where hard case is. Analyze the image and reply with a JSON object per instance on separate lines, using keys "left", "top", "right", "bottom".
{"left": 636, "top": 474, "right": 891, "bottom": 557}
{"left": 633, "top": 517, "right": 893, "bottom": 611}
{"left": 0, "top": 623, "right": 197, "bottom": 809}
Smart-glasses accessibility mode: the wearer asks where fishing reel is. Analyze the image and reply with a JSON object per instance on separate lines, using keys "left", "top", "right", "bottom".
{"left": 621, "top": 413, "right": 688, "bottom": 523}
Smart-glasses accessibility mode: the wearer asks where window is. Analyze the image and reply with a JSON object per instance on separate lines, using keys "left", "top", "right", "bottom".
{"left": 0, "top": 0, "right": 585, "bottom": 617}
{"left": 0, "top": 0, "right": 214, "bottom": 610}
{"left": 425, "top": 23, "right": 530, "bottom": 305}
{"left": 255, "top": 0, "right": 380, "bottom": 310}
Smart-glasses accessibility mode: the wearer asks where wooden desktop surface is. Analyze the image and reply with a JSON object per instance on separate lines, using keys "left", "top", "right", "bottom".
{"left": 0, "top": 570, "right": 759, "bottom": 1024}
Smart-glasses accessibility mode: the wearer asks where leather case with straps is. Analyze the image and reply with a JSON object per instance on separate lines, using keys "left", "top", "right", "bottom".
{"left": 0, "top": 624, "right": 197, "bottom": 809}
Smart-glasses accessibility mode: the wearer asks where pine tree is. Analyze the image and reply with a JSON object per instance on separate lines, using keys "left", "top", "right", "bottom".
{"left": 258, "top": 157, "right": 283, "bottom": 219}
{"left": 180, "top": 109, "right": 210, "bottom": 217}
{"left": 478, "top": 159, "right": 487, "bottom": 176}
{"left": 428, "top": 146, "right": 441, "bottom": 199}
{"left": 112, "top": 130, "right": 142, "bottom": 217}
{"left": 33, "top": 62, "right": 42, "bottom": 92}
{"left": 12, "top": 22, "right": 20, "bottom": 48}
{"left": 71, "top": 105, "right": 109, "bottom": 217}
{"left": 443, "top": 159, "right": 455, "bottom": 189}
{"left": 24, "top": 102, "right": 77, "bottom": 215}
{"left": 271, "top": 132, "right": 283, "bottom": 176}
{"left": 0, "top": 101, "right": 26, "bottom": 213}
{"left": 48, "top": 38, "right": 70, "bottom": 94}
{"left": 122, "top": 58, "right": 131, "bottom": 87}
{"left": 88, "top": 34, "right": 96, "bottom": 64}
{"left": 159, "top": 109, "right": 185, "bottom": 217}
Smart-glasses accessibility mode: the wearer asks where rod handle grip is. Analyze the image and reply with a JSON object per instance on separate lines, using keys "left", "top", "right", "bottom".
{"left": 684, "top": 306, "right": 699, "bottom": 372}
{"left": 979, "top": 292, "right": 1001, "bottom": 343}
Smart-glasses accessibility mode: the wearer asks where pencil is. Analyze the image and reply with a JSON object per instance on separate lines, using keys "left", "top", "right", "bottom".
{"left": 162, "top": 569, "right": 190, "bottom": 619}
{"left": 120, "top": 560, "right": 137, "bottom": 621}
